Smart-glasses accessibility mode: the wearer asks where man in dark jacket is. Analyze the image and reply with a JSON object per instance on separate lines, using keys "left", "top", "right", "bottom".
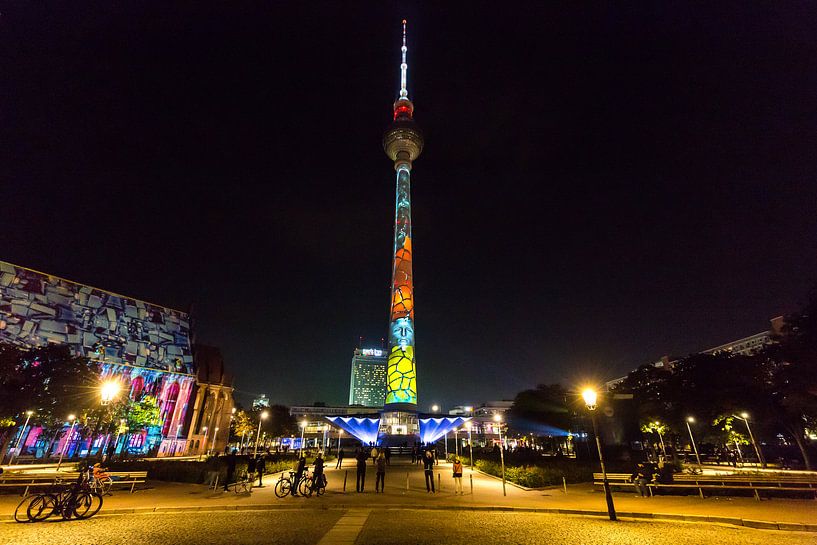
{"left": 336, "top": 448, "right": 345, "bottom": 469}
{"left": 256, "top": 454, "right": 266, "bottom": 487}
{"left": 308, "top": 452, "right": 325, "bottom": 496}
{"left": 293, "top": 454, "right": 307, "bottom": 496}
{"left": 355, "top": 447, "right": 368, "bottom": 492}
{"left": 629, "top": 462, "right": 654, "bottom": 497}
{"left": 223, "top": 450, "right": 237, "bottom": 491}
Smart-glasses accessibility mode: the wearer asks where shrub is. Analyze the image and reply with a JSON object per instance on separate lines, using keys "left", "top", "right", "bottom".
{"left": 474, "top": 459, "right": 593, "bottom": 488}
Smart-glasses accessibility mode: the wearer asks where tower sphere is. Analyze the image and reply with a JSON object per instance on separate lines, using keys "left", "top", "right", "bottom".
{"left": 383, "top": 101, "right": 424, "bottom": 169}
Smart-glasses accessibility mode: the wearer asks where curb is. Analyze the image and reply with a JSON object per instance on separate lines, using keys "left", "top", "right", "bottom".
{"left": 3, "top": 503, "right": 815, "bottom": 532}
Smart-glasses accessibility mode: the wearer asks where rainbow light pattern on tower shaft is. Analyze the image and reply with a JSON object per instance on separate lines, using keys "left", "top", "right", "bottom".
{"left": 383, "top": 20, "right": 423, "bottom": 407}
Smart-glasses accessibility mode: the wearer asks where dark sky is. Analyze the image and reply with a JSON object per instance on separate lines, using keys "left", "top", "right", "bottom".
{"left": 3, "top": 3, "right": 817, "bottom": 409}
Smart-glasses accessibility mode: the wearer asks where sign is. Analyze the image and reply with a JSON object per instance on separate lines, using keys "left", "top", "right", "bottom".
{"left": 361, "top": 349, "right": 383, "bottom": 357}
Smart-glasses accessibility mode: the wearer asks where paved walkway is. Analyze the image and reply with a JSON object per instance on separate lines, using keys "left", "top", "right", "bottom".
{"left": 2, "top": 460, "right": 815, "bottom": 530}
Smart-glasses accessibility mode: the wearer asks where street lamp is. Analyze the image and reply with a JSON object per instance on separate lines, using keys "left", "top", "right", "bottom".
{"left": 454, "top": 428, "right": 460, "bottom": 458}
{"left": 57, "top": 414, "right": 77, "bottom": 470}
{"left": 685, "top": 417, "right": 703, "bottom": 471}
{"left": 200, "top": 426, "right": 208, "bottom": 457}
{"left": 733, "top": 413, "right": 765, "bottom": 468}
{"left": 8, "top": 410, "right": 34, "bottom": 466}
{"left": 465, "top": 421, "right": 474, "bottom": 469}
{"left": 582, "top": 388, "right": 616, "bottom": 521}
{"left": 100, "top": 380, "right": 121, "bottom": 406}
{"left": 322, "top": 424, "right": 329, "bottom": 453}
{"left": 254, "top": 411, "right": 269, "bottom": 456}
{"left": 431, "top": 404, "right": 439, "bottom": 413}
{"left": 493, "top": 414, "right": 506, "bottom": 496}
{"left": 210, "top": 426, "right": 220, "bottom": 456}
{"left": 299, "top": 419, "right": 307, "bottom": 456}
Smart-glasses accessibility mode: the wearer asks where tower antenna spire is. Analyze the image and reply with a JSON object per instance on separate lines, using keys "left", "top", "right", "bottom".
{"left": 399, "top": 19, "right": 408, "bottom": 99}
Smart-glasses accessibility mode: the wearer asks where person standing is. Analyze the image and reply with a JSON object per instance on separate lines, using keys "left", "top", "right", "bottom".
{"left": 375, "top": 452, "right": 386, "bottom": 493}
{"left": 336, "top": 448, "right": 345, "bottom": 469}
{"left": 384, "top": 447, "right": 391, "bottom": 466}
{"left": 223, "top": 450, "right": 237, "bottom": 492}
{"left": 256, "top": 454, "right": 266, "bottom": 487}
{"left": 308, "top": 452, "right": 325, "bottom": 496}
{"left": 356, "top": 447, "right": 368, "bottom": 492}
{"left": 293, "top": 454, "right": 307, "bottom": 496}
{"left": 411, "top": 445, "right": 417, "bottom": 464}
{"left": 452, "top": 457, "right": 464, "bottom": 495}
{"left": 423, "top": 450, "right": 436, "bottom": 493}
{"left": 246, "top": 455, "right": 257, "bottom": 486}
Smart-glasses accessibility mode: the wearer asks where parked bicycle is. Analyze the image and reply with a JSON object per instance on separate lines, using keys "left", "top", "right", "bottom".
{"left": 274, "top": 471, "right": 297, "bottom": 498}
{"left": 16, "top": 469, "right": 103, "bottom": 523}
{"left": 228, "top": 469, "right": 253, "bottom": 494}
{"left": 298, "top": 469, "right": 326, "bottom": 497}
{"left": 91, "top": 464, "right": 113, "bottom": 496}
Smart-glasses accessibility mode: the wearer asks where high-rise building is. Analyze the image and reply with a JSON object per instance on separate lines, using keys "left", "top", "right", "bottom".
{"left": 348, "top": 348, "right": 387, "bottom": 406}
{"left": 252, "top": 394, "right": 270, "bottom": 411}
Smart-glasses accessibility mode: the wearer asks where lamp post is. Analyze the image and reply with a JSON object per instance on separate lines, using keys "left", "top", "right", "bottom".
{"left": 493, "top": 414, "right": 506, "bottom": 497}
{"left": 583, "top": 388, "right": 616, "bottom": 521}
{"left": 337, "top": 428, "right": 343, "bottom": 453}
{"left": 299, "top": 419, "right": 307, "bottom": 456}
{"left": 57, "top": 414, "right": 76, "bottom": 470}
{"left": 200, "top": 426, "right": 208, "bottom": 458}
{"left": 466, "top": 421, "right": 474, "bottom": 469}
{"left": 734, "top": 413, "right": 765, "bottom": 468}
{"left": 454, "top": 428, "right": 460, "bottom": 458}
{"left": 95, "top": 380, "right": 121, "bottom": 459}
{"left": 8, "top": 410, "right": 34, "bottom": 466}
{"left": 254, "top": 411, "right": 269, "bottom": 456}
{"left": 210, "top": 426, "right": 220, "bottom": 456}
{"left": 685, "top": 417, "right": 703, "bottom": 471}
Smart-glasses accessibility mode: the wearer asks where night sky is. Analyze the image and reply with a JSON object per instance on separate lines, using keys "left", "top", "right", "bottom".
{"left": 3, "top": 3, "right": 817, "bottom": 409}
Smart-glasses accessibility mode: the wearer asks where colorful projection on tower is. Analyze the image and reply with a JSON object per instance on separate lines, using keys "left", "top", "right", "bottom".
{"left": 385, "top": 165, "right": 418, "bottom": 406}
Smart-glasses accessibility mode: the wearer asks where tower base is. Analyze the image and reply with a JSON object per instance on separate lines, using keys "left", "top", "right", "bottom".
{"left": 378, "top": 409, "right": 420, "bottom": 447}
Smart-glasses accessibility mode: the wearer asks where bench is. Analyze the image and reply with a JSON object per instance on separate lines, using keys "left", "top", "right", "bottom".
{"left": 0, "top": 470, "right": 148, "bottom": 494}
{"left": 593, "top": 472, "right": 817, "bottom": 500}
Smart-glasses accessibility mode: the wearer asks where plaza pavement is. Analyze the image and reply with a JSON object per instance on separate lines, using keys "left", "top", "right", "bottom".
{"left": 2, "top": 459, "right": 816, "bottom": 532}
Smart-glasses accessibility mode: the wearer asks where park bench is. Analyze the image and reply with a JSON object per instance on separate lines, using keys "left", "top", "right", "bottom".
{"left": 0, "top": 470, "right": 148, "bottom": 495}
{"left": 593, "top": 472, "right": 817, "bottom": 500}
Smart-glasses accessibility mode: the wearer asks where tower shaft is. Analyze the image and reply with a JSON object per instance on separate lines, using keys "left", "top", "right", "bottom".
{"left": 385, "top": 164, "right": 416, "bottom": 407}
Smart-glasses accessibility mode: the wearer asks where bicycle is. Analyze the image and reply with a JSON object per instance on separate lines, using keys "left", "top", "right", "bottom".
{"left": 26, "top": 471, "right": 103, "bottom": 522}
{"left": 228, "top": 470, "right": 253, "bottom": 494}
{"left": 298, "top": 470, "right": 326, "bottom": 497}
{"left": 274, "top": 471, "right": 296, "bottom": 498}
{"left": 91, "top": 465, "right": 113, "bottom": 496}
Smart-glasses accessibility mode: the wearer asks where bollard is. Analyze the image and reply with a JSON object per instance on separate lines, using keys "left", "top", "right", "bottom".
{"left": 438, "top": 473, "right": 441, "bottom": 490}
{"left": 562, "top": 476, "right": 567, "bottom": 494}
{"left": 213, "top": 475, "right": 219, "bottom": 490}
{"left": 343, "top": 470, "right": 348, "bottom": 492}
{"left": 469, "top": 473, "right": 473, "bottom": 495}
{"left": 406, "top": 472, "right": 410, "bottom": 491}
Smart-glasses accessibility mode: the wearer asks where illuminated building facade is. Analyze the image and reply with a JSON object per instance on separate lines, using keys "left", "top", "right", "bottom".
{"left": 0, "top": 260, "right": 196, "bottom": 456}
{"left": 348, "top": 348, "right": 387, "bottom": 407}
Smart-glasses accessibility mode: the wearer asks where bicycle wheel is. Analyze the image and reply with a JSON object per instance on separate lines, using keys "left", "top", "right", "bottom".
{"left": 73, "top": 491, "right": 103, "bottom": 519}
{"left": 97, "top": 476, "right": 113, "bottom": 495}
{"left": 14, "top": 495, "right": 39, "bottom": 523}
{"left": 298, "top": 477, "right": 311, "bottom": 496}
{"left": 27, "top": 494, "right": 56, "bottom": 522}
{"left": 317, "top": 475, "right": 327, "bottom": 496}
{"left": 274, "top": 479, "right": 291, "bottom": 498}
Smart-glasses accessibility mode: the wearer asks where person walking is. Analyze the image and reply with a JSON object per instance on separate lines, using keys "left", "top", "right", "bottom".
{"left": 375, "top": 452, "right": 386, "bottom": 493}
{"left": 308, "top": 452, "right": 325, "bottom": 497}
{"left": 336, "top": 448, "right": 345, "bottom": 469}
{"left": 411, "top": 445, "right": 417, "bottom": 464}
{"left": 246, "top": 454, "right": 257, "bottom": 486}
{"left": 256, "top": 454, "right": 266, "bottom": 487}
{"left": 423, "top": 450, "right": 436, "bottom": 493}
{"left": 452, "top": 457, "right": 464, "bottom": 495}
{"left": 293, "top": 454, "right": 307, "bottom": 496}
{"left": 384, "top": 447, "right": 391, "bottom": 466}
{"left": 223, "top": 450, "right": 237, "bottom": 492}
{"left": 355, "top": 447, "right": 368, "bottom": 492}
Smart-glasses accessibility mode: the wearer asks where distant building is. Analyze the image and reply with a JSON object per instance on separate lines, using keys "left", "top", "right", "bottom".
{"left": 348, "top": 348, "right": 387, "bottom": 407}
{"left": 474, "top": 401, "right": 514, "bottom": 417}
{"left": 252, "top": 394, "right": 270, "bottom": 411}
{"left": 447, "top": 405, "right": 475, "bottom": 416}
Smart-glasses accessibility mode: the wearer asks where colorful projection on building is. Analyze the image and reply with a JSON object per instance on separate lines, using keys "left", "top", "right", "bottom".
{"left": 0, "top": 261, "right": 194, "bottom": 374}
{"left": 386, "top": 166, "right": 418, "bottom": 406}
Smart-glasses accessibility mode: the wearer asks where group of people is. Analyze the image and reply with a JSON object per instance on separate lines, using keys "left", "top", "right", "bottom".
{"left": 223, "top": 450, "right": 268, "bottom": 491}
{"left": 290, "top": 452, "right": 326, "bottom": 497}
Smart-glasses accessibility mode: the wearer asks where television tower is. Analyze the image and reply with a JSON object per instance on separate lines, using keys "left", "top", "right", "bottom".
{"left": 383, "top": 20, "right": 423, "bottom": 412}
